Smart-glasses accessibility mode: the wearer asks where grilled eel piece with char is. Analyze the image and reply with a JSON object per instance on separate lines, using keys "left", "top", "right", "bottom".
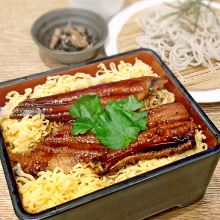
{"left": 8, "top": 103, "right": 197, "bottom": 175}
{"left": 10, "top": 76, "right": 168, "bottom": 121}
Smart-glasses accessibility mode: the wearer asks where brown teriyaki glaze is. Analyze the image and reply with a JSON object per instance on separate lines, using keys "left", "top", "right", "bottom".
{"left": 10, "top": 76, "right": 168, "bottom": 121}
{"left": 8, "top": 102, "right": 198, "bottom": 176}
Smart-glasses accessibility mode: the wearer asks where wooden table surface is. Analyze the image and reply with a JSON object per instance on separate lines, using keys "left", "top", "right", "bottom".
{"left": 0, "top": 0, "right": 220, "bottom": 219}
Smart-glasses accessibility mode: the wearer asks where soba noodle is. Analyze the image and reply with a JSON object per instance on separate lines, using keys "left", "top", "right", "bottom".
{"left": 136, "top": 4, "right": 220, "bottom": 72}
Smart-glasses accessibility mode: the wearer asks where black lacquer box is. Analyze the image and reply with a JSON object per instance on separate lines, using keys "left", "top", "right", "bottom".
{"left": 0, "top": 49, "right": 220, "bottom": 220}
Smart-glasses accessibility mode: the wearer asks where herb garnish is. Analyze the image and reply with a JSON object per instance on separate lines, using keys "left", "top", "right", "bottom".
{"left": 69, "top": 94, "right": 148, "bottom": 150}
{"left": 159, "top": 0, "right": 218, "bottom": 32}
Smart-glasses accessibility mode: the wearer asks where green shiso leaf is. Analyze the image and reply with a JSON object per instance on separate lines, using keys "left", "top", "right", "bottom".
{"left": 69, "top": 94, "right": 148, "bottom": 149}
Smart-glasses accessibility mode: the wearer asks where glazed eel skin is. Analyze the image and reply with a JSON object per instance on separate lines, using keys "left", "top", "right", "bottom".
{"left": 9, "top": 76, "right": 168, "bottom": 121}
{"left": 8, "top": 103, "right": 197, "bottom": 175}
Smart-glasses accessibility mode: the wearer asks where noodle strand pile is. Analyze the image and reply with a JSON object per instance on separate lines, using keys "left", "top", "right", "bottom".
{"left": 136, "top": 5, "right": 220, "bottom": 72}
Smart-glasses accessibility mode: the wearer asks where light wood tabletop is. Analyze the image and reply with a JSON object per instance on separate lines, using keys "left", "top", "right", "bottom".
{"left": 1, "top": 0, "right": 220, "bottom": 219}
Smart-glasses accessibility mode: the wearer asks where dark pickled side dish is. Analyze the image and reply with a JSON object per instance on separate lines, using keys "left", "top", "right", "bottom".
{"left": 49, "top": 22, "right": 95, "bottom": 52}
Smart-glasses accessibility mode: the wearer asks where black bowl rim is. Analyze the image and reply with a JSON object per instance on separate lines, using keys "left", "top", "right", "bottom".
{"left": 0, "top": 48, "right": 220, "bottom": 219}
{"left": 30, "top": 7, "right": 109, "bottom": 56}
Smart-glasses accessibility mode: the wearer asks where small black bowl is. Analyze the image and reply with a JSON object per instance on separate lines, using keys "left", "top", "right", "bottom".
{"left": 31, "top": 8, "right": 108, "bottom": 64}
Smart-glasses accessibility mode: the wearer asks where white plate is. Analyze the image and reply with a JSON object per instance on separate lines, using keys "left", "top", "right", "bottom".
{"left": 104, "top": 0, "right": 220, "bottom": 103}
